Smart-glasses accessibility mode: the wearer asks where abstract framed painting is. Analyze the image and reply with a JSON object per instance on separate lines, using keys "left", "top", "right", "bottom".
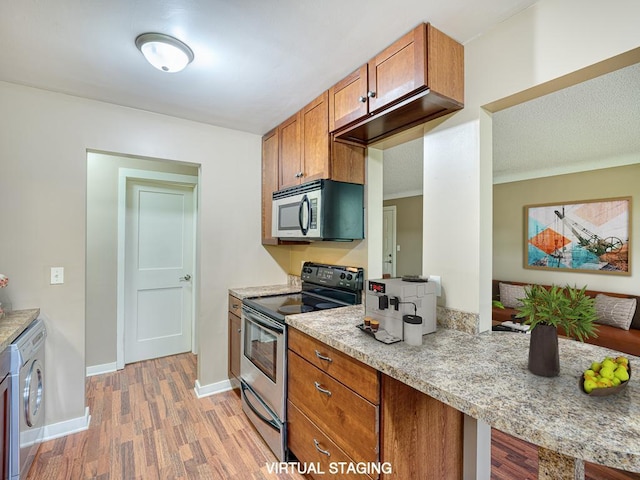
{"left": 524, "top": 197, "right": 631, "bottom": 275}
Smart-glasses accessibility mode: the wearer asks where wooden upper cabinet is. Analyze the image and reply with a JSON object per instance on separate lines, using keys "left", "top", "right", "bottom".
{"left": 278, "top": 111, "right": 302, "bottom": 189}
{"left": 261, "top": 128, "right": 279, "bottom": 245}
{"left": 301, "top": 91, "right": 331, "bottom": 183}
{"left": 368, "top": 24, "right": 427, "bottom": 114}
{"left": 328, "top": 65, "right": 368, "bottom": 132}
{"left": 329, "top": 23, "right": 464, "bottom": 143}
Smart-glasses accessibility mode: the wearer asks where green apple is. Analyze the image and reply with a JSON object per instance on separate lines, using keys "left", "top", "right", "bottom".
{"left": 612, "top": 377, "right": 622, "bottom": 386}
{"left": 584, "top": 369, "right": 596, "bottom": 378}
{"left": 583, "top": 378, "right": 598, "bottom": 393}
{"left": 616, "top": 356, "right": 629, "bottom": 367}
{"left": 614, "top": 366, "right": 630, "bottom": 382}
{"left": 602, "top": 359, "right": 616, "bottom": 370}
{"left": 600, "top": 366, "right": 615, "bottom": 380}
{"left": 591, "top": 361, "right": 602, "bottom": 373}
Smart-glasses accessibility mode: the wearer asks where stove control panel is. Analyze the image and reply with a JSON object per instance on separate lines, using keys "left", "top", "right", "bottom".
{"left": 301, "top": 262, "right": 363, "bottom": 291}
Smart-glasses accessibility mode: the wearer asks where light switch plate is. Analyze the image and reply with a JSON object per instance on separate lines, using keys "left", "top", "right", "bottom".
{"left": 50, "top": 267, "right": 64, "bottom": 285}
{"left": 428, "top": 275, "right": 442, "bottom": 296}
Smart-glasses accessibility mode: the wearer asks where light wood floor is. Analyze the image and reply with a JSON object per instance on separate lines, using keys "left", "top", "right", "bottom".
{"left": 27, "top": 353, "right": 640, "bottom": 479}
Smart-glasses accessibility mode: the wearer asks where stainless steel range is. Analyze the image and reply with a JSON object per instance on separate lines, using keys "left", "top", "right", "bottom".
{"left": 240, "top": 262, "right": 364, "bottom": 461}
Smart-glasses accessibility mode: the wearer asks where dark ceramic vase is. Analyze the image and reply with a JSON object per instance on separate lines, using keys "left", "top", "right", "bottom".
{"left": 528, "top": 323, "right": 560, "bottom": 377}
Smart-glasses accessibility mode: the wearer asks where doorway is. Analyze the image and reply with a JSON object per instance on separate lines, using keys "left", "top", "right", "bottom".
{"left": 382, "top": 206, "right": 397, "bottom": 277}
{"left": 85, "top": 151, "right": 200, "bottom": 376}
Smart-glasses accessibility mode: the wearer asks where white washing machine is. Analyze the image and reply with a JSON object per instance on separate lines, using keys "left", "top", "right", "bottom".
{"left": 9, "top": 318, "right": 46, "bottom": 480}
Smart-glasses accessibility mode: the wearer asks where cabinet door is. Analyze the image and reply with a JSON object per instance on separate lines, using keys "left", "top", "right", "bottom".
{"left": 301, "top": 91, "right": 330, "bottom": 183}
{"left": 381, "top": 374, "right": 463, "bottom": 479}
{"left": 368, "top": 23, "right": 427, "bottom": 114}
{"left": 278, "top": 111, "right": 302, "bottom": 189}
{"left": 328, "top": 64, "right": 368, "bottom": 132}
{"left": 228, "top": 312, "right": 241, "bottom": 379}
{"left": 261, "top": 128, "right": 279, "bottom": 245}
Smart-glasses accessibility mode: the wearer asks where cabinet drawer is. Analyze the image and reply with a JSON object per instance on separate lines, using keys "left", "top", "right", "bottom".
{"left": 288, "top": 328, "right": 379, "bottom": 404}
{"left": 288, "top": 351, "right": 378, "bottom": 464}
{"left": 288, "top": 401, "right": 375, "bottom": 480}
{"left": 228, "top": 294, "right": 242, "bottom": 314}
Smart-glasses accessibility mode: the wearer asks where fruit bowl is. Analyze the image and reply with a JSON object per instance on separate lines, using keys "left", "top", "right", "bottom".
{"left": 579, "top": 360, "right": 631, "bottom": 396}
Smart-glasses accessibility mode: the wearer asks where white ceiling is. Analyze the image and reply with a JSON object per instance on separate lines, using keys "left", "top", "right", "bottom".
{"left": 4, "top": 0, "right": 635, "bottom": 190}
{"left": 493, "top": 61, "right": 640, "bottom": 183}
{"left": 0, "top": 0, "right": 538, "bottom": 135}
{"left": 382, "top": 60, "right": 640, "bottom": 195}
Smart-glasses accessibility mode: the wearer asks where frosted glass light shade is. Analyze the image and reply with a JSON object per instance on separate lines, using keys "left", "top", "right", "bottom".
{"left": 135, "top": 33, "right": 194, "bottom": 73}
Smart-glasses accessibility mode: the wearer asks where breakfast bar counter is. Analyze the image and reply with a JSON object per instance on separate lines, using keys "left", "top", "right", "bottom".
{"left": 286, "top": 304, "right": 640, "bottom": 477}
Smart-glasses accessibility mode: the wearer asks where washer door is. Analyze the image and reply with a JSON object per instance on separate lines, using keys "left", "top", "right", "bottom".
{"left": 24, "top": 359, "right": 44, "bottom": 427}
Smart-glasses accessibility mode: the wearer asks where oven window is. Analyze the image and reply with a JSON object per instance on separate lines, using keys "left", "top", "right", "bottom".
{"left": 244, "top": 319, "right": 278, "bottom": 382}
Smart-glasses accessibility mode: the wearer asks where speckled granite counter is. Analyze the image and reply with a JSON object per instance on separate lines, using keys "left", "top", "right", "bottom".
{"left": 229, "top": 284, "right": 300, "bottom": 300}
{"left": 0, "top": 308, "right": 39, "bottom": 351}
{"left": 286, "top": 305, "right": 640, "bottom": 474}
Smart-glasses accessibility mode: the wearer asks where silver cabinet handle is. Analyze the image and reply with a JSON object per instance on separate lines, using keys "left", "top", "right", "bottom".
{"left": 232, "top": 303, "right": 239, "bottom": 310}
{"left": 314, "top": 381, "right": 332, "bottom": 397}
{"left": 313, "top": 439, "right": 331, "bottom": 457}
{"left": 367, "top": 90, "right": 376, "bottom": 98}
{"left": 358, "top": 96, "right": 367, "bottom": 103}
{"left": 179, "top": 274, "right": 192, "bottom": 281}
{"left": 237, "top": 329, "right": 241, "bottom": 333}
{"left": 314, "top": 350, "right": 332, "bottom": 363}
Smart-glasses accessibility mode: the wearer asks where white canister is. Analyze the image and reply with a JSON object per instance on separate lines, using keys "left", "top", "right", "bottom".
{"left": 403, "top": 314, "right": 423, "bottom": 346}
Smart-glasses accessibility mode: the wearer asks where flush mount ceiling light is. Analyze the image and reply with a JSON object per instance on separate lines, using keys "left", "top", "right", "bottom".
{"left": 135, "top": 33, "right": 194, "bottom": 73}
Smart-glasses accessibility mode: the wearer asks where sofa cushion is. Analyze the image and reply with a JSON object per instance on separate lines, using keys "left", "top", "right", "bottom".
{"left": 595, "top": 294, "right": 637, "bottom": 330}
{"left": 499, "top": 282, "right": 528, "bottom": 309}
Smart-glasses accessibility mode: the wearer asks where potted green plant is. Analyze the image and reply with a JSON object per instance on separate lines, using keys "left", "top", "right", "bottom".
{"left": 516, "top": 284, "right": 598, "bottom": 377}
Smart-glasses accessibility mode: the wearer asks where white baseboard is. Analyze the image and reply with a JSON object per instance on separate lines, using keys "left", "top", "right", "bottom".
{"left": 86, "top": 362, "right": 118, "bottom": 377}
{"left": 43, "top": 407, "right": 91, "bottom": 442}
{"left": 194, "top": 378, "right": 237, "bottom": 398}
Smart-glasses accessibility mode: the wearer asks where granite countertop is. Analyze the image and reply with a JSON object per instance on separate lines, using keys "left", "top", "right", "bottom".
{"left": 0, "top": 308, "right": 40, "bottom": 352}
{"left": 286, "top": 305, "right": 640, "bottom": 473}
{"left": 229, "top": 284, "right": 300, "bottom": 299}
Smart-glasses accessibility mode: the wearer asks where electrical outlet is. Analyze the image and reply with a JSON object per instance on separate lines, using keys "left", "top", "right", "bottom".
{"left": 50, "top": 267, "right": 64, "bottom": 285}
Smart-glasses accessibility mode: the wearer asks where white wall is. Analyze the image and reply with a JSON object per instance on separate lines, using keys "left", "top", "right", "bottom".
{"left": 0, "top": 81, "right": 287, "bottom": 427}
{"left": 423, "top": 0, "right": 640, "bottom": 333}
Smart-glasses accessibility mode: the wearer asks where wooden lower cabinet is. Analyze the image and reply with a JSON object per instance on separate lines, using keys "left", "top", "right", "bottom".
{"left": 287, "top": 328, "right": 380, "bottom": 479}
{"left": 288, "top": 352, "right": 379, "bottom": 464}
{"left": 380, "top": 374, "right": 464, "bottom": 479}
{"left": 287, "top": 328, "right": 464, "bottom": 479}
{"left": 228, "top": 294, "right": 242, "bottom": 380}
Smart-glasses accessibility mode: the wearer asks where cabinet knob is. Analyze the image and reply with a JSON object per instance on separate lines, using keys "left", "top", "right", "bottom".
{"left": 358, "top": 96, "right": 367, "bottom": 103}
{"left": 368, "top": 90, "right": 376, "bottom": 98}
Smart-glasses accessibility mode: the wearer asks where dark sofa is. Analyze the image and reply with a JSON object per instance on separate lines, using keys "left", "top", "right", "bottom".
{"left": 492, "top": 280, "right": 640, "bottom": 357}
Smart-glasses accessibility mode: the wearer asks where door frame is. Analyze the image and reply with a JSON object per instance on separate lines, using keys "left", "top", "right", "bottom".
{"left": 116, "top": 168, "right": 199, "bottom": 370}
{"left": 383, "top": 205, "right": 397, "bottom": 278}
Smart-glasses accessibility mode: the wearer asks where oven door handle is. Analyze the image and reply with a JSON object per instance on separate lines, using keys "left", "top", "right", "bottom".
{"left": 241, "top": 381, "right": 280, "bottom": 431}
{"left": 243, "top": 308, "right": 284, "bottom": 334}
{"left": 298, "top": 194, "right": 310, "bottom": 236}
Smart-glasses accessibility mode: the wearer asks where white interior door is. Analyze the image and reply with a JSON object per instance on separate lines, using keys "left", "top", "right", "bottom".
{"left": 124, "top": 180, "right": 194, "bottom": 364}
{"left": 383, "top": 206, "right": 397, "bottom": 277}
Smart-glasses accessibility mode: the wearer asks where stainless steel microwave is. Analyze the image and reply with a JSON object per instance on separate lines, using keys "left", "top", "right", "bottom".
{"left": 272, "top": 179, "right": 364, "bottom": 241}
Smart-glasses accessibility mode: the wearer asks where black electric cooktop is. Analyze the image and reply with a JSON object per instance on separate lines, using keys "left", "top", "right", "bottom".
{"left": 242, "top": 262, "right": 364, "bottom": 323}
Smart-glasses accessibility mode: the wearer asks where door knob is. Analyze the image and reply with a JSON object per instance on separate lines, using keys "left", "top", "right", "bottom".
{"left": 179, "top": 274, "right": 192, "bottom": 282}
